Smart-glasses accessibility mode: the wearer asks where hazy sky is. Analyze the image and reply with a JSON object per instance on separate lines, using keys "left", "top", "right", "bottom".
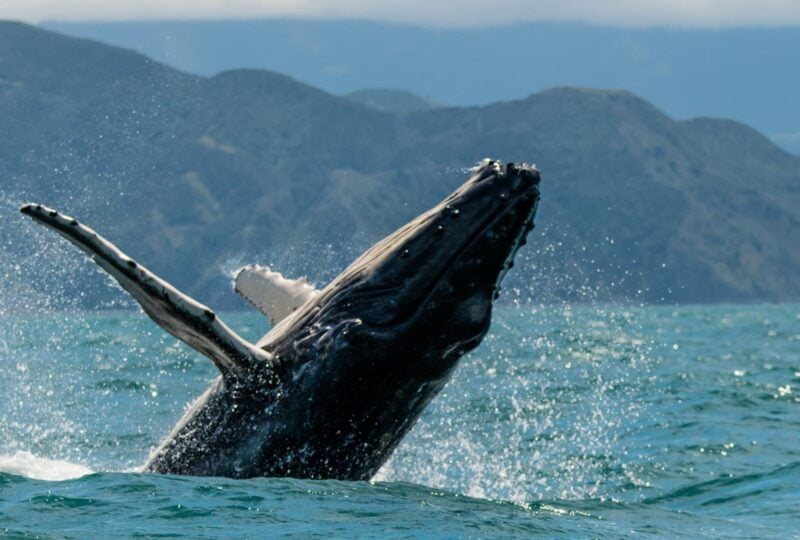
{"left": 3, "top": 0, "right": 800, "bottom": 28}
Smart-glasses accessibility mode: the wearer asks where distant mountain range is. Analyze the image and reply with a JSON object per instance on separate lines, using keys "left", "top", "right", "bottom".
{"left": 2, "top": 21, "right": 799, "bottom": 309}
{"left": 42, "top": 19, "right": 800, "bottom": 155}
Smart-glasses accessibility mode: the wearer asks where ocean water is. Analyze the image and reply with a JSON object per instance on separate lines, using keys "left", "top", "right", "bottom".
{"left": 0, "top": 304, "right": 798, "bottom": 538}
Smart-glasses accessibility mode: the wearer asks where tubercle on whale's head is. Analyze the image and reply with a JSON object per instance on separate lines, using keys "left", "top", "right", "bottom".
{"left": 275, "top": 159, "right": 540, "bottom": 375}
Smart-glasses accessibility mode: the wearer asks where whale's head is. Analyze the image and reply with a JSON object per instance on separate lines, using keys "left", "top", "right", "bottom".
{"left": 258, "top": 159, "right": 540, "bottom": 478}
{"left": 269, "top": 160, "right": 540, "bottom": 374}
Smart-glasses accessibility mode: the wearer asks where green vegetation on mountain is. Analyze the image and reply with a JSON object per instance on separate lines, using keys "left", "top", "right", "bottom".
{"left": 2, "top": 21, "right": 799, "bottom": 306}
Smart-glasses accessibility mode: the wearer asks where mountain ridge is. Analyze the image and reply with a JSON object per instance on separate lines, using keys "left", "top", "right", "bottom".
{"left": 2, "top": 21, "right": 798, "bottom": 308}
{"left": 40, "top": 19, "right": 800, "bottom": 153}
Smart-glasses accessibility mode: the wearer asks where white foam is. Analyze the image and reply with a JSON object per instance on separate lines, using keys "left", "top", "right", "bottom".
{"left": 0, "top": 451, "right": 93, "bottom": 481}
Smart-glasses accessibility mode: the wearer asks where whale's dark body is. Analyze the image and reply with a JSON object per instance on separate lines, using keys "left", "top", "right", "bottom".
{"left": 21, "top": 160, "right": 540, "bottom": 480}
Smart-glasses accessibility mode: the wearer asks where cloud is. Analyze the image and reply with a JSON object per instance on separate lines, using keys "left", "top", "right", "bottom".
{"left": 3, "top": 0, "right": 800, "bottom": 28}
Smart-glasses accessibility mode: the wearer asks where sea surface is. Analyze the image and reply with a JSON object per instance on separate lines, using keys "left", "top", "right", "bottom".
{"left": 0, "top": 304, "right": 798, "bottom": 538}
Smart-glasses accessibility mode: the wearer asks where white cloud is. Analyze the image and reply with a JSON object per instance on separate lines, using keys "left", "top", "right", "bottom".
{"left": 2, "top": 0, "right": 800, "bottom": 28}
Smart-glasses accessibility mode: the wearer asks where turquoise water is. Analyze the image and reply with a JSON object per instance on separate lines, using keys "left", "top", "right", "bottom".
{"left": 0, "top": 305, "right": 798, "bottom": 538}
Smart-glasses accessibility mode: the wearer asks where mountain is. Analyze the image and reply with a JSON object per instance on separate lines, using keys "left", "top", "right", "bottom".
{"left": 1, "top": 21, "right": 799, "bottom": 310}
{"left": 41, "top": 19, "right": 800, "bottom": 155}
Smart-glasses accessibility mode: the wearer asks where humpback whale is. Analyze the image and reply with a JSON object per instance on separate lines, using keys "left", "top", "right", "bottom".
{"left": 20, "top": 159, "right": 540, "bottom": 480}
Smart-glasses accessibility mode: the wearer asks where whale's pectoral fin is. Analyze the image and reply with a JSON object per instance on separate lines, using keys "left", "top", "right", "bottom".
{"left": 20, "top": 203, "right": 274, "bottom": 381}
{"left": 234, "top": 265, "right": 318, "bottom": 326}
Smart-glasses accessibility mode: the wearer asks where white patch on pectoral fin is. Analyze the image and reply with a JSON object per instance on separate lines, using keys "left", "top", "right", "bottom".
{"left": 234, "top": 265, "right": 318, "bottom": 326}
{"left": 19, "top": 203, "right": 273, "bottom": 380}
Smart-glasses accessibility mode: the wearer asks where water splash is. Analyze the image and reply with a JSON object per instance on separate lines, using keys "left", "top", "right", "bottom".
{"left": 376, "top": 305, "right": 653, "bottom": 503}
{"left": 0, "top": 193, "right": 131, "bottom": 315}
{"left": 1, "top": 191, "right": 655, "bottom": 502}
{"left": 373, "top": 218, "right": 657, "bottom": 503}
{"left": 0, "top": 451, "right": 93, "bottom": 481}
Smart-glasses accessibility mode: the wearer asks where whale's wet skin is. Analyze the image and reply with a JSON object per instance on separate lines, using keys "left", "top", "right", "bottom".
{"left": 20, "top": 160, "right": 540, "bottom": 480}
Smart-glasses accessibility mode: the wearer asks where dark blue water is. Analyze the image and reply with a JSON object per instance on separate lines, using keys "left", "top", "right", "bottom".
{"left": 1, "top": 305, "right": 798, "bottom": 537}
